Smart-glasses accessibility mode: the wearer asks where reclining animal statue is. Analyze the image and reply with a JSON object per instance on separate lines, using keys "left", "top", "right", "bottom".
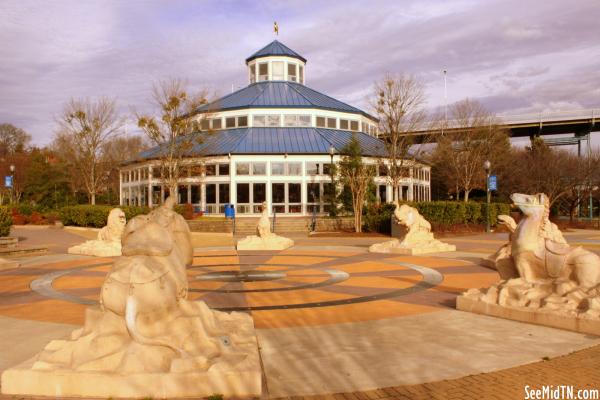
{"left": 462, "top": 193, "right": 600, "bottom": 319}
{"left": 369, "top": 202, "right": 455, "bottom": 254}
{"left": 236, "top": 201, "right": 294, "bottom": 250}
{"left": 68, "top": 208, "right": 126, "bottom": 257}
{"left": 2, "top": 197, "right": 261, "bottom": 398}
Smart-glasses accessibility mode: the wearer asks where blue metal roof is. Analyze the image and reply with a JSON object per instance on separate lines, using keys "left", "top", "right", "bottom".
{"left": 194, "top": 81, "right": 377, "bottom": 120}
{"left": 246, "top": 40, "right": 306, "bottom": 63}
{"left": 134, "top": 128, "right": 387, "bottom": 161}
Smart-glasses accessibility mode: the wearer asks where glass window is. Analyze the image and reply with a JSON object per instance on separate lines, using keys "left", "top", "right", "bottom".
{"left": 272, "top": 183, "right": 285, "bottom": 203}
{"left": 306, "top": 162, "right": 319, "bottom": 175}
{"left": 350, "top": 120, "right": 359, "bottom": 131}
{"left": 340, "top": 119, "right": 349, "bottom": 130}
{"left": 323, "top": 163, "right": 333, "bottom": 176}
{"left": 299, "top": 65, "right": 304, "bottom": 84}
{"left": 226, "top": 117, "right": 236, "bottom": 128}
{"left": 288, "top": 162, "right": 302, "bottom": 175}
{"left": 271, "top": 162, "right": 284, "bottom": 175}
{"left": 206, "top": 184, "right": 216, "bottom": 204}
{"left": 205, "top": 164, "right": 216, "bottom": 176}
{"left": 379, "top": 185, "right": 387, "bottom": 203}
{"left": 327, "top": 118, "right": 336, "bottom": 129}
{"left": 250, "top": 64, "right": 256, "bottom": 83}
{"left": 237, "top": 183, "right": 249, "bottom": 203}
{"left": 252, "top": 162, "right": 266, "bottom": 175}
{"left": 307, "top": 183, "right": 320, "bottom": 202}
{"left": 253, "top": 183, "right": 266, "bottom": 203}
{"left": 236, "top": 163, "right": 250, "bottom": 175}
{"left": 316, "top": 116, "right": 326, "bottom": 127}
{"left": 212, "top": 118, "right": 222, "bottom": 130}
{"left": 191, "top": 185, "right": 200, "bottom": 204}
{"left": 219, "top": 183, "right": 229, "bottom": 203}
{"left": 253, "top": 115, "right": 266, "bottom": 127}
{"left": 178, "top": 185, "right": 188, "bottom": 204}
{"left": 298, "top": 115, "right": 311, "bottom": 127}
{"left": 379, "top": 165, "right": 388, "bottom": 176}
{"left": 267, "top": 115, "right": 280, "bottom": 127}
{"left": 258, "top": 63, "right": 268, "bottom": 81}
{"left": 272, "top": 61, "right": 284, "bottom": 80}
{"left": 287, "top": 63, "right": 297, "bottom": 82}
{"left": 218, "top": 164, "right": 229, "bottom": 176}
{"left": 200, "top": 119, "right": 210, "bottom": 130}
{"left": 284, "top": 115, "right": 297, "bottom": 127}
{"left": 288, "top": 183, "right": 301, "bottom": 203}
{"left": 237, "top": 116, "right": 248, "bottom": 127}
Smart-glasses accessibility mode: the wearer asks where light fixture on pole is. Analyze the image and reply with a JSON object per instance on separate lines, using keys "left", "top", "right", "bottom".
{"left": 442, "top": 69, "right": 447, "bottom": 135}
{"left": 484, "top": 160, "right": 491, "bottom": 233}
{"left": 9, "top": 164, "right": 15, "bottom": 204}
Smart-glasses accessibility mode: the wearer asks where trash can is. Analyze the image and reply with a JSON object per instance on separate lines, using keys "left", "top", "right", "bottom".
{"left": 224, "top": 204, "right": 235, "bottom": 219}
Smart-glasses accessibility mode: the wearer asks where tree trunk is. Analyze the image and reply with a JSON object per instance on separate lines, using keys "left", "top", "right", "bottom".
{"left": 464, "top": 190, "right": 470, "bottom": 202}
{"left": 91, "top": 192, "right": 96, "bottom": 205}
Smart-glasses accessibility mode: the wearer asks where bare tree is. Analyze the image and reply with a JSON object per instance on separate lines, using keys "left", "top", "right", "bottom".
{"left": 338, "top": 135, "right": 376, "bottom": 232}
{"left": 431, "top": 99, "right": 511, "bottom": 201}
{"left": 56, "top": 97, "right": 124, "bottom": 204}
{"left": 372, "top": 74, "right": 428, "bottom": 201}
{"left": 0, "top": 123, "right": 31, "bottom": 156}
{"left": 135, "top": 78, "right": 211, "bottom": 198}
{"left": 506, "top": 139, "right": 600, "bottom": 213}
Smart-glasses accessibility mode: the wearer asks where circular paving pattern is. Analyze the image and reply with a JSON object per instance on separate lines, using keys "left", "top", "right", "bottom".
{"left": 0, "top": 246, "right": 503, "bottom": 328}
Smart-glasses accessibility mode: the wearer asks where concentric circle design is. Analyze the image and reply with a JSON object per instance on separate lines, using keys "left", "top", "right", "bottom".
{"left": 29, "top": 252, "right": 443, "bottom": 313}
{"left": 197, "top": 270, "right": 286, "bottom": 282}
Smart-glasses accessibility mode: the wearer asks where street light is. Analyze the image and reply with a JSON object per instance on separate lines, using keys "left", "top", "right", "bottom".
{"left": 329, "top": 145, "right": 335, "bottom": 215}
{"left": 9, "top": 164, "right": 15, "bottom": 204}
{"left": 484, "top": 160, "right": 491, "bottom": 233}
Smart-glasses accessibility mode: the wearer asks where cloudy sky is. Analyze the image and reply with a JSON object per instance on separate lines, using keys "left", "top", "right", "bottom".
{"left": 1, "top": 0, "right": 599, "bottom": 146}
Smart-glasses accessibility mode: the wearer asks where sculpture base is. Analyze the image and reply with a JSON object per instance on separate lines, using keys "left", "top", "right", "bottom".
{"left": 1, "top": 304, "right": 262, "bottom": 398}
{"left": 369, "top": 239, "right": 456, "bottom": 255}
{"left": 2, "top": 357, "right": 261, "bottom": 398}
{"left": 457, "top": 294, "right": 600, "bottom": 336}
{"left": 236, "top": 235, "right": 294, "bottom": 251}
{"left": 68, "top": 240, "right": 121, "bottom": 257}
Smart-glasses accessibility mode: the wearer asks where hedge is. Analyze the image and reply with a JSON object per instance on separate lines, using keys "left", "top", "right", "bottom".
{"left": 0, "top": 206, "right": 12, "bottom": 237}
{"left": 59, "top": 205, "right": 152, "bottom": 228}
{"left": 363, "top": 201, "right": 511, "bottom": 233}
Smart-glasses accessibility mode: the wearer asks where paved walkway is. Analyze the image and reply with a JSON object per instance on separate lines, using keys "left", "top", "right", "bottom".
{"left": 0, "top": 227, "right": 599, "bottom": 398}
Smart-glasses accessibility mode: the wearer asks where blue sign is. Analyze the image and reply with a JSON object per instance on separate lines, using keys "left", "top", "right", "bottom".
{"left": 488, "top": 175, "right": 497, "bottom": 191}
{"left": 4, "top": 176, "right": 12, "bottom": 188}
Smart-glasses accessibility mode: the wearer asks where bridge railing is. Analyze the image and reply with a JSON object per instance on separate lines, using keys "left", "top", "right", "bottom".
{"left": 498, "top": 108, "right": 599, "bottom": 125}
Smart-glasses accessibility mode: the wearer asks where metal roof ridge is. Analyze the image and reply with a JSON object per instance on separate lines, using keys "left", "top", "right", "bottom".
{"left": 247, "top": 82, "right": 269, "bottom": 106}
{"left": 286, "top": 81, "right": 315, "bottom": 107}
{"left": 230, "top": 127, "right": 253, "bottom": 153}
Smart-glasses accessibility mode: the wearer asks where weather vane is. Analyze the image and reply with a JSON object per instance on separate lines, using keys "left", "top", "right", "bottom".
{"left": 274, "top": 21, "right": 279, "bottom": 36}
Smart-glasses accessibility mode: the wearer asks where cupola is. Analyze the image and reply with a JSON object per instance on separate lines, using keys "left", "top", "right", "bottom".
{"left": 245, "top": 40, "right": 306, "bottom": 84}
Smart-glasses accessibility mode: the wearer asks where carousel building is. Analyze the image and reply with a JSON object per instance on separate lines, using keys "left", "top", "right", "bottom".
{"left": 120, "top": 40, "right": 431, "bottom": 216}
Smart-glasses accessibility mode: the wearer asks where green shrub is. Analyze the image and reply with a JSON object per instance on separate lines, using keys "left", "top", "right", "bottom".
{"left": 363, "top": 203, "right": 396, "bottom": 234}
{"left": 362, "top": 201, "right": 510, "bottom": 233}
{"left": 0, "top": 206, "right": 12, "bottom": 237}
{"left": 59, "top": 205, "right": 151, "bottom": 227}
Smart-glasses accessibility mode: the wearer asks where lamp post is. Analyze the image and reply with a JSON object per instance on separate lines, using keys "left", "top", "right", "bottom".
{"left": 329, "top": 145, "right": 335, "bottom": 215}
{"left": 484, "top": 160, "right": 491, "bottom": 233}
{"left": 9, "top": 164, "right": 15, "bottom": 204}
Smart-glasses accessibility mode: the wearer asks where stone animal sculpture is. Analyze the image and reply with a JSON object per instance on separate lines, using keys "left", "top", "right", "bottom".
{"left": 256, "top": 201, "right": 272, "bottom": 238}
{"left": 67, "top": 207, "right": 126, "bottom": 257}
{"left": 369, "top": 202, "right": 455, "bottom": 254}
{"left": 236, "top": 201, "right": 294, "bottom": 250}
{"left": 2, "top": 197, "right": 261, "bottom": 398}
{"left": 98, "top": 208, "right": 126, "bottom": 242}
{"left": 462, "top": 193, "right": 600, "bottom": 318}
